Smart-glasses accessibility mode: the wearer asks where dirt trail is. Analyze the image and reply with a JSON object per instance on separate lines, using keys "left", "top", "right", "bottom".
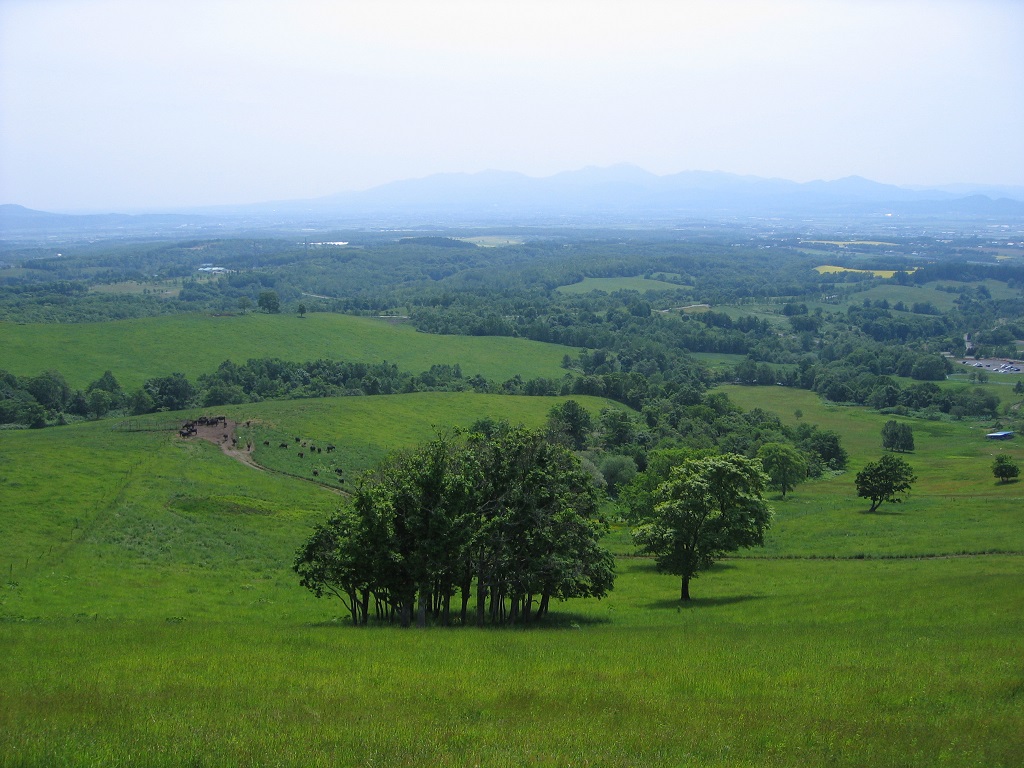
{"left": 184, "top": 419, "right": 346, "bottom": 495}
{"left": 191, "top": 419, "right": 264, "bottom": 469}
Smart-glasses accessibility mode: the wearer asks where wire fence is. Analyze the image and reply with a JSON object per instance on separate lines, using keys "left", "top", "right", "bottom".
{"left": 111, "top": 418, "right": 183, "bottom": 433}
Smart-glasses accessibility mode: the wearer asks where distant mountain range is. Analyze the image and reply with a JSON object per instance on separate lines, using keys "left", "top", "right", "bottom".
{"left": 4, "top": 165, "right": 1024, "bottom": 236}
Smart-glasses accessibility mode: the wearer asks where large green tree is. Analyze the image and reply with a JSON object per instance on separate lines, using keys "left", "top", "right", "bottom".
{"left": 545, "top": 399, "right": 593, "bottom": 450}
{"left": 756, "top": 442, "right": 807, "bottom": 497}
{"left": 992, "top": 455, "right": 1020, "bottom": 484}
{"left": 633, "top": 454, "right": 772, "bottom": 601}
{"left": 855, "top": 455, "right": 917, "bottom": 512}
{"left": 257, "top": 290, "right": 281, "bottom": 314}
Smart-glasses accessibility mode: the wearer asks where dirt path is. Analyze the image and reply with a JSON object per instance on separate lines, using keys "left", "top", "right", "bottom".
{"left": 183, "top": 419, "right": 347, "bottom": 495}
{"left": 190, "top": 419, "right": 264, "bottom": 469}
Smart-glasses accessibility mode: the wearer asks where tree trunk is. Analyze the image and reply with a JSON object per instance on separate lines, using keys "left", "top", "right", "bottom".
{"left": 537, "top": 591, "right": 550, "bottom": 619}
{"left": 681, "top": 575, "right": 691, "bottom": 601}
{"left": 460, "top": 584, "right": 471, "bottom": 625}
{"left": 476, "top": 580, "right": 487, "bottom": 627}
{"left": 360, "top": 590, "right": 370, "bottom": 625}
{"left": 416, "top": 588, "right": 427, "bottom": 628}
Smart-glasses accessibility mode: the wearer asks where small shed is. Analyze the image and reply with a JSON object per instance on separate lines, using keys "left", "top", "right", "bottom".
{"left": 985, "top": 431, "right": 1015, "bottom": 440}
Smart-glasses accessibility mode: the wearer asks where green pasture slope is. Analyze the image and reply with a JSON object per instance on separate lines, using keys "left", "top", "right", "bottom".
{"left": 2, "top": 391, "right": 1023, "bottom": 766}
{"left": 0, "top": 312, "right": 579, "bottom": 389}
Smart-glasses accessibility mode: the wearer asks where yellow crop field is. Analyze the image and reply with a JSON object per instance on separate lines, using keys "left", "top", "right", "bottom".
{"left": 814, "top": 265, "right": 918, "bottom": 279}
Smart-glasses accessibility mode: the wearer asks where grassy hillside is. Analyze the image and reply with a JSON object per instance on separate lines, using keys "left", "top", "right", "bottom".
{"left": 1, "top": 393, "right": 615, "bottom": 618}
{"left": 3, "top": 557, "right": 1020, "bottom": 767}
{"left": 0, "top": 312, "right": 580, "bottom": 389}
{"left": 718, "top": 384, "right": 1024, "bottom": 556}
{"left": 2, "top": 389, "right": 1022, "bottom": 766}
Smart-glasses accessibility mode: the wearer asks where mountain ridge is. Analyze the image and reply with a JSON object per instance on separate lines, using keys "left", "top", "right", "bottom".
{"left": 4, "top": 167, "right": 1024, "bottom": 233}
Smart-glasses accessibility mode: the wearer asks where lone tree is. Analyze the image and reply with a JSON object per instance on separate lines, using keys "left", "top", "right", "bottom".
{"left": 633, "top": 453, "right": 772, "bottom": 601}
{"left": 756, "top": 442, "right": 807, "bottom": 498}
{"left": 257, "top": 290, "right": 281, "bottom": 314}
{"left": 545, "top": 399, "right": 593, "bottom": 450}
{"left": 992, "top": 455, "right": 1020, "bottom": 484}
{"left": 881, "top": 420, "right": 915, "bottom": 452}
{"left": 855, "top": 455, "right": 917, "bottom": 512}
{"left": 297, "top": 303, "right": 307, "bottom": 318}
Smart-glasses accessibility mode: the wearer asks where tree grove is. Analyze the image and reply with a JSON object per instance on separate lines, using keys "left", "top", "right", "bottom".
{"left": 294, "top": 425, "right": 615, "bottom": 627}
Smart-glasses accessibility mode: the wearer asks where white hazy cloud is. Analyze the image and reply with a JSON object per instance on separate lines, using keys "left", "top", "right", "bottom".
{"left": 1, "top": 0, "right": 1022, "bottom": 210}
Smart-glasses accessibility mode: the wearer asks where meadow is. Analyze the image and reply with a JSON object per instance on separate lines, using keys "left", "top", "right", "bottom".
{"left": 0, "top": 312, "right": 578, "bottom": 389}
{"left": 2, "top": 386, "right": 1022, "bottom": 766}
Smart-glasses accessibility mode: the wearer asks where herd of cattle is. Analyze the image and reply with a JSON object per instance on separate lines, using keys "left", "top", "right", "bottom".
{"left": 179, "top": 415, "right": 343, "bottom": 485}
{"left": 178, "top": 414, "right": 227, "bottom": 438}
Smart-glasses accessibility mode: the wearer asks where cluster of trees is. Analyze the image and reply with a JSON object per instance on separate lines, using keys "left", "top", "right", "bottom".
{"left": 735, "top": 359, "right": 998, "bottom": 418}
{"left": 881, "top": 420, "right": 915, "bottom": 452}
{"left": 542, "top": 392, "right": 846, "bottom": 502}
{"left": 194, "top": 358, "right": 480, "bottom": 405}
{"left": 1, "top": 359, "right": 508, "bottom": 426}
{"left": 0, "top": 369, "right": 124, "bottom": 427}
{"left": 294, "top": 425, "right": 615, "bottom": 626}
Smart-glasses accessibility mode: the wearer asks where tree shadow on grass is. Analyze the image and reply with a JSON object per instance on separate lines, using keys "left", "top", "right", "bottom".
{"left": 307, "top": 611, "right": 611, "bottom": 631}
{"left": 620, "top": 559, "right": 739, "bottom": 574}
{"left": 860, "top": 507, "right": 904, "bottom": 515}
{"left": 644, "top": 593, "right": 766, "bottom": 611}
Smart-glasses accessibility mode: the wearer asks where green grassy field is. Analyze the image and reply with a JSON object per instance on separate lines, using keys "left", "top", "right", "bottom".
{"left": 690, "top": 352, "right": 747, "bottom": 374}
{"left": 2, "top": 389, "right": 1022, "bottom": 766}
{"left": 0, "top": 313, "right": 580, "bottom": 389}
{"left": 3, "top": 556, "right": 1020, "bottom": 768}
{"left": 232, "top": 393, "right": 621, "bottom": 485}
{"left": 556, "top": 276, "right": 688, "bottom": 294}
{"left": 1, "top": 393, "right": 618, "bottom": 618}
{"left": 89, "top": 279, "right": 183, "bottom": 298}
{"left": 714, "top": 303, "right": 791, "bottom": 328}
{"left": 718, "top": 384, "right": 1024, "bottom": 556}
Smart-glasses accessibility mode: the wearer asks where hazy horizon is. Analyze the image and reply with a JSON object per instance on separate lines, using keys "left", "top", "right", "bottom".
{"left": 2, "top": 0, "right": 1022, "bottom": 212}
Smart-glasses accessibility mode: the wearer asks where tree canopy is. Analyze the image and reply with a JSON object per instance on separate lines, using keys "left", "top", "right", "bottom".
{"left": 257, "top": 289, "right": 281, "bottom": 314}
{"left": 756, "top": 442, "right": 807, "bottom": 497}
{"left": 881, "top": 420, "right": 915, "bottom": 452}
{"left": 855, "top": 455, "right": 917, "bottom": 512}
{"left": 632, "top": 453, "right": 772, "bottom": 600}
{"left": 992, "top": 455, "right": 1019, "bottom": 484}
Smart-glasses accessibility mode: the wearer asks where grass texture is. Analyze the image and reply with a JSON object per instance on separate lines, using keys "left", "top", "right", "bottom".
{"left": 2, "top": 389, "right": 1022, "bottom": 766}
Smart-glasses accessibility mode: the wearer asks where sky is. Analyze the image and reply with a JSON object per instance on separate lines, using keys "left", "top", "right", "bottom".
{"left": 1, "top": 0, "right": 1022, "bottom": 212}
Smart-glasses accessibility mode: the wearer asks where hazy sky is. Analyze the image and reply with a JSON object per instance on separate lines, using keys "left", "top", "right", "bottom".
{"left": 2, "top": 0, "right": 1022, "bottom": 211}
